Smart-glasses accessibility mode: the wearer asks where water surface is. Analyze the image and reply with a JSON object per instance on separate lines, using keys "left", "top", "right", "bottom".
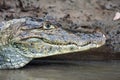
{"left": 0, "top": 60, "right": 120, "bottom": 80}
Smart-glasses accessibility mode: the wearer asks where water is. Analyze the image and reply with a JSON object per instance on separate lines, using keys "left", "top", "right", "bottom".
{"left": 0, "top": 60, "right": 120, "bottom": 80}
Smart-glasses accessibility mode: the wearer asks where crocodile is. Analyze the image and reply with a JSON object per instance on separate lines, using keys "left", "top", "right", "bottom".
{"left": 0, "top": 17, "right": 106, "bottom": 69}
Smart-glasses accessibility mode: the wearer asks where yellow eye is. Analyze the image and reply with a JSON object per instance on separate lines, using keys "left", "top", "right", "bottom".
{"left": 43, "top": 23, "right": 55, "bottom": 30}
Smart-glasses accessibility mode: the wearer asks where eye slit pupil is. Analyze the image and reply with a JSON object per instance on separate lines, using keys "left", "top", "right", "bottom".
{"left": 43, "top": 22, "right": 55, "bottom": 29}
{"left": 46, "top": 24, "right": 50, "bottom": 28}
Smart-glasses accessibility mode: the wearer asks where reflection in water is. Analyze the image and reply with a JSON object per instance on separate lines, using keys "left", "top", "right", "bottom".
{"left": 0, "top": 60, "right": 120, "bottom": 80}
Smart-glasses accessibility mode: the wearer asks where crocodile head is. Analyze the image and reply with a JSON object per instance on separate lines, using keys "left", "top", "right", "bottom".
{"left": 0, "top": 17, "right": 106, "bottom": 58}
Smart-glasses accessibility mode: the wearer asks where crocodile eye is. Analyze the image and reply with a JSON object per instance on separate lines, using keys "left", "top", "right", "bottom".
{"left": 43, "top": 23, "right": 55, "bottom": 30}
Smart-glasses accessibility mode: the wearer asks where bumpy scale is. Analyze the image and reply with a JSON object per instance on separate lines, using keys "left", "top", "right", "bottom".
{"left": 0, "top": 17, "right": 106, "bottom": 69}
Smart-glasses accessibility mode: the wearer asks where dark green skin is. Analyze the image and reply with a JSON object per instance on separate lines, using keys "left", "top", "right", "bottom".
{"left": 0, "top": 17, "right": 106, "bottom": 69}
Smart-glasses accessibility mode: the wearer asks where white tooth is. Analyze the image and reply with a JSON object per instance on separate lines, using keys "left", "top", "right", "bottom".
{"left": 96, "top": 44, "right": 100, "bottom": 47}
{"left": 103, "top": 34, "right": 106, "bottom": 38}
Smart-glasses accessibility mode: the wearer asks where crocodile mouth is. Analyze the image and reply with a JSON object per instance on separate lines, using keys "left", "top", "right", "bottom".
{"left": 40, "top": 38, "right": 91, "bottom": 46}
{"left": 20, "top": 37, "right": 92, "bottom": 47}
{"left": 37, "top": 37, "right": 104, "bottom": 49}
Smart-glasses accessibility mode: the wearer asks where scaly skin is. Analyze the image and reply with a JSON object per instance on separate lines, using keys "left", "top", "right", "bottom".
{"left": 0, "top": 17, "right": 106, "bottom": 69}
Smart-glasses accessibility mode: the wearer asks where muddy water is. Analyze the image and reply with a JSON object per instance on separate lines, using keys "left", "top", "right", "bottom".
{"left": 0, "top": 60, "right": 120, "bottom": 80}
